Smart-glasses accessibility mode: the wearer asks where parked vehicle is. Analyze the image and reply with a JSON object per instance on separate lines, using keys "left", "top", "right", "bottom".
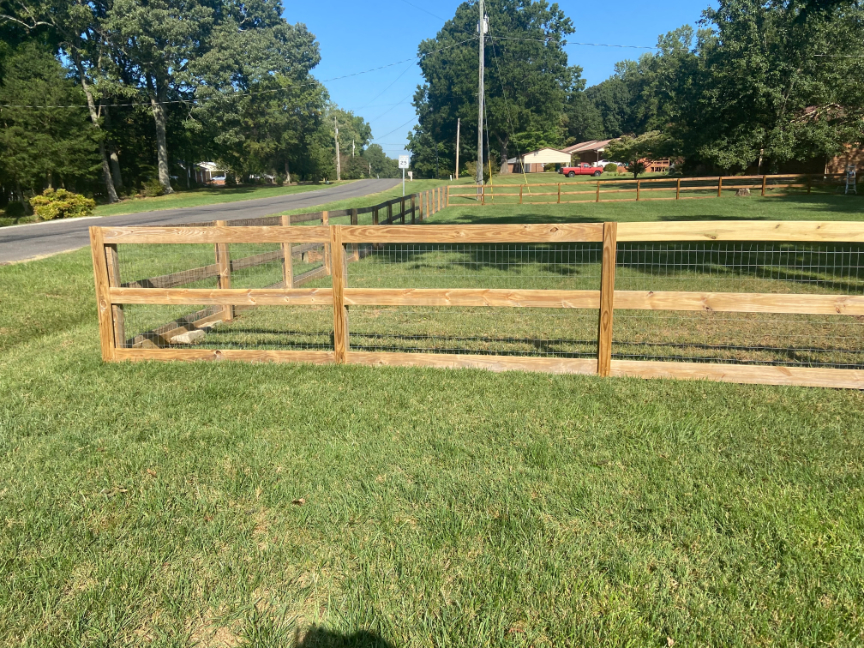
{"left": 558, "top": 163, "right": 603, "bottom": 177}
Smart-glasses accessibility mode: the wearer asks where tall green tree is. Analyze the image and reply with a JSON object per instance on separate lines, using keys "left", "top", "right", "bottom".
{"left": 409, "top": 0, "right": 576, "bottom": 178}
{"left": 0, "top": 43, "right": 99, "bottom": 196}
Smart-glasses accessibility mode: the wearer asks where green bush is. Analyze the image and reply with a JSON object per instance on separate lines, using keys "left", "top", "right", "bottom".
{"left": 142, "top": 178, "right": 165, "bottom": 197}
{"left": 5, "top": 201, "right": 28, "bottom": 219}
{"left": 29, "top": 189, "right": 95, "bottom": 221}
{"left": 604, "top": 163, "right": 619, "bottom": 173}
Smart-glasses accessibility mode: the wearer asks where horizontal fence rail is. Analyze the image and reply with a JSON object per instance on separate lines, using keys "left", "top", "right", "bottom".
{"left": 90, "top": 220, "right": 864, "bottom": 389}
{"left": 446, "top": 173, "right": 854, "bottom": 206}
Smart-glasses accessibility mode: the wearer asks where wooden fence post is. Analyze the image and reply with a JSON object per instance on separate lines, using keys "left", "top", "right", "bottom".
{"left": 446, "top": 185, "right": 450, "bottom": 207}
{"left": 761, "top": 175, "right": 767, "bottom": 197}
{"left": 596, "top": 181, "right": 600, "bottom": 203}
{"left": 214, "top": 219, "right": 234, "bottom": 321}
{"left": 90, "top": 227, "right": 116, "bottom": 361}
{"left": 104, "top": 244, "right": 126, "bottom": 349}
{"left": 676, "top": 178, "right": 681, "bottom": 200}
{"left": 519, "top": 185, "right": 523, "bottom": 205}
{"left": 330, "top": 226, "right": 348, "bottom": 363}
{"left": 717, "top": 176, "right": 723, "bottom": 198}
{"left": 387, "top": 201, "right": 392, "bottom": 223}
{"left": 410, "top": 195, "right": 416, "bottom": 224}
{"left": 481, "top": 185, "right": 485, "bottom": 206}
{"left": 597, "top": 221, "right": 618, "bottom": 377}
{"left": 373, "top": 206, "right": 379, "bottom": 225}
{"left": 281, "top": 215, "right": 293, "bottom": 288}
{"left": 322, "top": 211, "right": 331, "bottom": 274}
{"left": 428, "top": 190, "right": 433, "bottom": 216}
{"left": 557, "top": 183, "right": 561, "bottom": 204}
{"left": 636, "top": 180, "right": 641, "bottom": 201}
{"left": 351, "top": 207, "right": 360, "bottom": 260}
{"left": 400, "top": 197, "right": 406, "bottom": 223}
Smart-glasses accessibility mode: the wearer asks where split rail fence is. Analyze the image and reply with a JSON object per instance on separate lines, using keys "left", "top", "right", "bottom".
{"left": 447, "top": 173, "right": 852, "bottom": 206}
{"left": 91, "top": 218, "right": 864, "bottom": 389}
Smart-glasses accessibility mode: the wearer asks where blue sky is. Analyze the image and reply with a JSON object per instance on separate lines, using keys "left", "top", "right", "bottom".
{"left": 284, "top": 1, "right": 709, "bottom": 158}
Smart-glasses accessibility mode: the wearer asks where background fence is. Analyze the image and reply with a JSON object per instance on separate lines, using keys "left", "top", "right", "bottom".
{"left": 91, "top": 218, "right": 864, "bottom": 389}
{"left": 447, "top": 173, "right": 853, "bottom": 206}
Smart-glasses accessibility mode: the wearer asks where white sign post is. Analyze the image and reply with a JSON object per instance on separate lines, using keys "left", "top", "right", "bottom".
{"left": 399, "top": 155, "right": 410, "bottom": 196}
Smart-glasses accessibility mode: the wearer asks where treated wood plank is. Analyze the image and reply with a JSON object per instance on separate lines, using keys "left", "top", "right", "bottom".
{"left": 122, "top": 264, "right": 221, "bottom": 289}
{"left": 609, "top": 360, "right": 864, "bottom": 389}
{"left": 330, "top": 227, "right": 348, "bottom": 362}
{"left": 115, "top": 348, "right": 335, "bottom": 364}
{"left": 343, "top": 288, "right": 600, "bottom": 308}
{"left": 617, "top": 221, "right": 864, "bottom": 243}
{"left": 281, "top": 215, "right": 293, "bottom": 288}
{"left": 104, "top": 244, "right": 126, "bottom": 349}
{"left": 597, "top": 222, "right": 617, "bottom": 377}
{"left": 347, "top": 351, "right": 597, "bottom": 375}
{"left": 340, "top": 223, "right": 604, "bottom": 243}
{"left": 110, "top": 287, "right": 333, "bottom": 305}
{"left": 613, "top": 291, "right": 864, "bottom": 315}
{"left": 293, "top": 264, "right": 328, "bottom": 287}
{"left": 214, "top": 220, "right": 233, "bottom": 321}
{"left": 130, "top": 309, "right": 226, "bottom": 349}
{"left": 101, "top": 226, "right": 331, "bottom": 244}
{"left": 230, "top": 249, "right": 284, "bottom": 271}
{"left": 89, "top": 227, "right": 116, "bottom": 361}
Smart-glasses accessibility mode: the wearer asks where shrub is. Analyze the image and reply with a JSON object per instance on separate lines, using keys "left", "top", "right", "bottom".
{"left": 604, "top": 163, "right": 619, "bottom": 173}
{"left": 5, "top": 201, "right": 28, "bottom": 219}
{"left": 29, "top": 189, "right": 95, "bottom": 221}
{"left": 142, "top": 178, "right": 165, "bottom": 198}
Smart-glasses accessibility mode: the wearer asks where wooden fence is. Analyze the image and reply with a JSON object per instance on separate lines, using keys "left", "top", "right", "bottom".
{"left": 90, "top": 219, "right": 864, "bottom": 389}
{"left": 447, "top": 173, "right": 851, "bottom": 206}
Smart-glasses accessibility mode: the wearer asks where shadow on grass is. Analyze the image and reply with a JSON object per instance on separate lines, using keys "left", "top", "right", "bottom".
{"left": 297, "top": 627, "right": 394, "bottom": 648}
{"left": 657, "top": 214, "right": 769, "bottom": 221}
{"left": 759, "top": 193, "right": 864, "bottom": 216}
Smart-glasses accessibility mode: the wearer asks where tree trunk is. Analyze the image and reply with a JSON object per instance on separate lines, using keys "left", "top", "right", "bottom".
{"left": 497, "top": 135, "right": 510, "bottom": 174}
{"left": 284, "top": 160, "right": 291, "bottom": 185}
{"left": 74, "top": 58, "right": 119, "bottom": 203}
{"left": 150, "top": 89, "right": 174, "bottom": 194}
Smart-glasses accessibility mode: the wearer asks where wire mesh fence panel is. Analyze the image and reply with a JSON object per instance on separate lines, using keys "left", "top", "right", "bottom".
{"left": 344, "top": 242, "right": 602, "bottom": 358}
{"left": 123, "top": 304, "right": 333, "bottom": 351}
{"left": 118, "top": 243, "right": 220, "bottom": 290}
{"left": 612, "top": 311, "right": 864, "bottom": 368}
{"left": 616, "top": 242, "right": 864, "bottom": 294}
{"left": 347, "top": 243, "right": 603, "bottom": 290}
{"left": 347, "top": 306, "right": 598, "bottom": 358}
{"left": 613, "top": 242, "right": 864, "bottom": 368}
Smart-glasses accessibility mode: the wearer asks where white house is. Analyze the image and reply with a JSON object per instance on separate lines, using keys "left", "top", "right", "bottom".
{"left": 505, "top": 147, "right": 572, "bottom": 173}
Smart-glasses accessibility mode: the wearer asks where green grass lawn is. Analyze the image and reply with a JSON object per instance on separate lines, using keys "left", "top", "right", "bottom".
{"left": 2, "top": 194, "right": 864, "bottom": 646}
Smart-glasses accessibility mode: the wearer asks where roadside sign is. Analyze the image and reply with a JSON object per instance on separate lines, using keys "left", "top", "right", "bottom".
{"left": 398, "top": 155, "right": 410, "bottom": 169}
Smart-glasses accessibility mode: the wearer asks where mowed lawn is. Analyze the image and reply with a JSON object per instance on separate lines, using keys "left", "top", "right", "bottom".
{"left": 1, "top": 192, "right": 864, "bottom": 646}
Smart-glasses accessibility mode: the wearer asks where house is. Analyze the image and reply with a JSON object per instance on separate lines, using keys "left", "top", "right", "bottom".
{"left": 195, "top": 162, "right": 227, "bottom": 185}
{"left": 504, "top": 147, "right": 572, "bottom": 173}
{"left": 561, "top": 139, "right": 618, "bottom": 165}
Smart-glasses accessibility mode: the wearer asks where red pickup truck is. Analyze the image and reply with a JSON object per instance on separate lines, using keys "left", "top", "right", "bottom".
{"left": 558, "top": 163, "right": 602, "bottom": 177}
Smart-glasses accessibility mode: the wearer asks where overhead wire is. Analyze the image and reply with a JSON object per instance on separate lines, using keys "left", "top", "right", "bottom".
{"left": 0, "top": 37, "right": 475, "bottom": 109}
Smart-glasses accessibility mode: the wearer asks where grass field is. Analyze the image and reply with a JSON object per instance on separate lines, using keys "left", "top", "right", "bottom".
{"left": 2, "top": 190, "right": 864, "bottom": 646}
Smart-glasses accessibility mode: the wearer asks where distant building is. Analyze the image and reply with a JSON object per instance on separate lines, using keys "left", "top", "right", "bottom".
{"left": 561, "top": 139, "right": 617, "bottom": 165}
{"left": 195, "top": 162, "right": 227, "bottom": 185}
{"left": 504, "top": 147, "right": 572, "bottom": 173}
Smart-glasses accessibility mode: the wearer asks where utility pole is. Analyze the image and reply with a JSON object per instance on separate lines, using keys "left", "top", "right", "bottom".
{"left": 334, "top": 116, "right": 341, "bottom": 181}
{"left": 352, "top": 139, "right": 355, "bottom": 158}
{"left": 476, "top": 0, "right": 486, "bottom": 188}
{"left": 455, "top": 117, "right": 461, "bottom": 179}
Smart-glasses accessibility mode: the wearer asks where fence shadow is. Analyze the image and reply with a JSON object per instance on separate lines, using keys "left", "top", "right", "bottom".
{"left": 296, "top": 627, "right": 395, "bottom": 648}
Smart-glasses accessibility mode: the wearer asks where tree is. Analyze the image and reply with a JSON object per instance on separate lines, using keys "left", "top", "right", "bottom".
{"left": 0, "top": 43, "right": 99, "bottom": 196}
{"left": 409, "top": 0, "right": 576, "bottom": 177}
{"left": 362, "top": 145, "right": 400, "bottom": 178}
{"left": 605, "top": 131, "right": 669, "bottom": 178}
{"left": 563, "top": 67, "right": 604, "bottom": 144}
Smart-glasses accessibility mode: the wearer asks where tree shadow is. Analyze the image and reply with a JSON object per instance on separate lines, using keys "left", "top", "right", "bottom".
{"left": 657, "top": 214, "right": 768, "bottom": 221}
{"left": 296, "top": 627, "right": 395, "bottom": 648}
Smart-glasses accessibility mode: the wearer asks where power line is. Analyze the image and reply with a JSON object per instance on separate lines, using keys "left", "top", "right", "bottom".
{"left": 366, "top": 92, "right": 415, "bottom": 123}
{"left": 373, "top": 116, "right": 417, "bottom": 141}
{"left": 493, "top": 35, "right": 658, "bottom": 50}
{"left": 396, "top": 0, "right": 448, "bottom": 22}
{"left": 353, "top": 64, "right": 414, "bottom": 111}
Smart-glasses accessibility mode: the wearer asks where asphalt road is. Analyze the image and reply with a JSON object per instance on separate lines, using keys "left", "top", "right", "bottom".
{"left": 0, "top": 178, "right": 400, "bottom": 264}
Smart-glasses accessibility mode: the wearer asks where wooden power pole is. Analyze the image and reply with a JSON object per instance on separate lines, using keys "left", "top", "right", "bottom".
{"left": 334, "top": 116, "right": 341, "bottom": 181}
{"left": 476, "top": 0, "right": 485, "bottom": 188}
{"left": 455, "top": 117, "right": 460, "bottom": 179}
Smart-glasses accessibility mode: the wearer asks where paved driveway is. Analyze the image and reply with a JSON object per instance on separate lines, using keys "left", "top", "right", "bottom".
{"left": 0, "top": 178, "right": 400, "bottom": 264}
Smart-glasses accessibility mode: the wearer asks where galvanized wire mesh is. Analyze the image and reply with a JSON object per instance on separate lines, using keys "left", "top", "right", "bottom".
{"left": 613, "top": 242, "right": 864, "bottom": 368}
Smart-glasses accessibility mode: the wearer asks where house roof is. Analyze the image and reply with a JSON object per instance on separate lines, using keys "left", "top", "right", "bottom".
{"left": 560, "top": 139, "right": 617, "bottom": 155}
{"left": 506, "top": 147, "right": 572, "bottom": 164}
